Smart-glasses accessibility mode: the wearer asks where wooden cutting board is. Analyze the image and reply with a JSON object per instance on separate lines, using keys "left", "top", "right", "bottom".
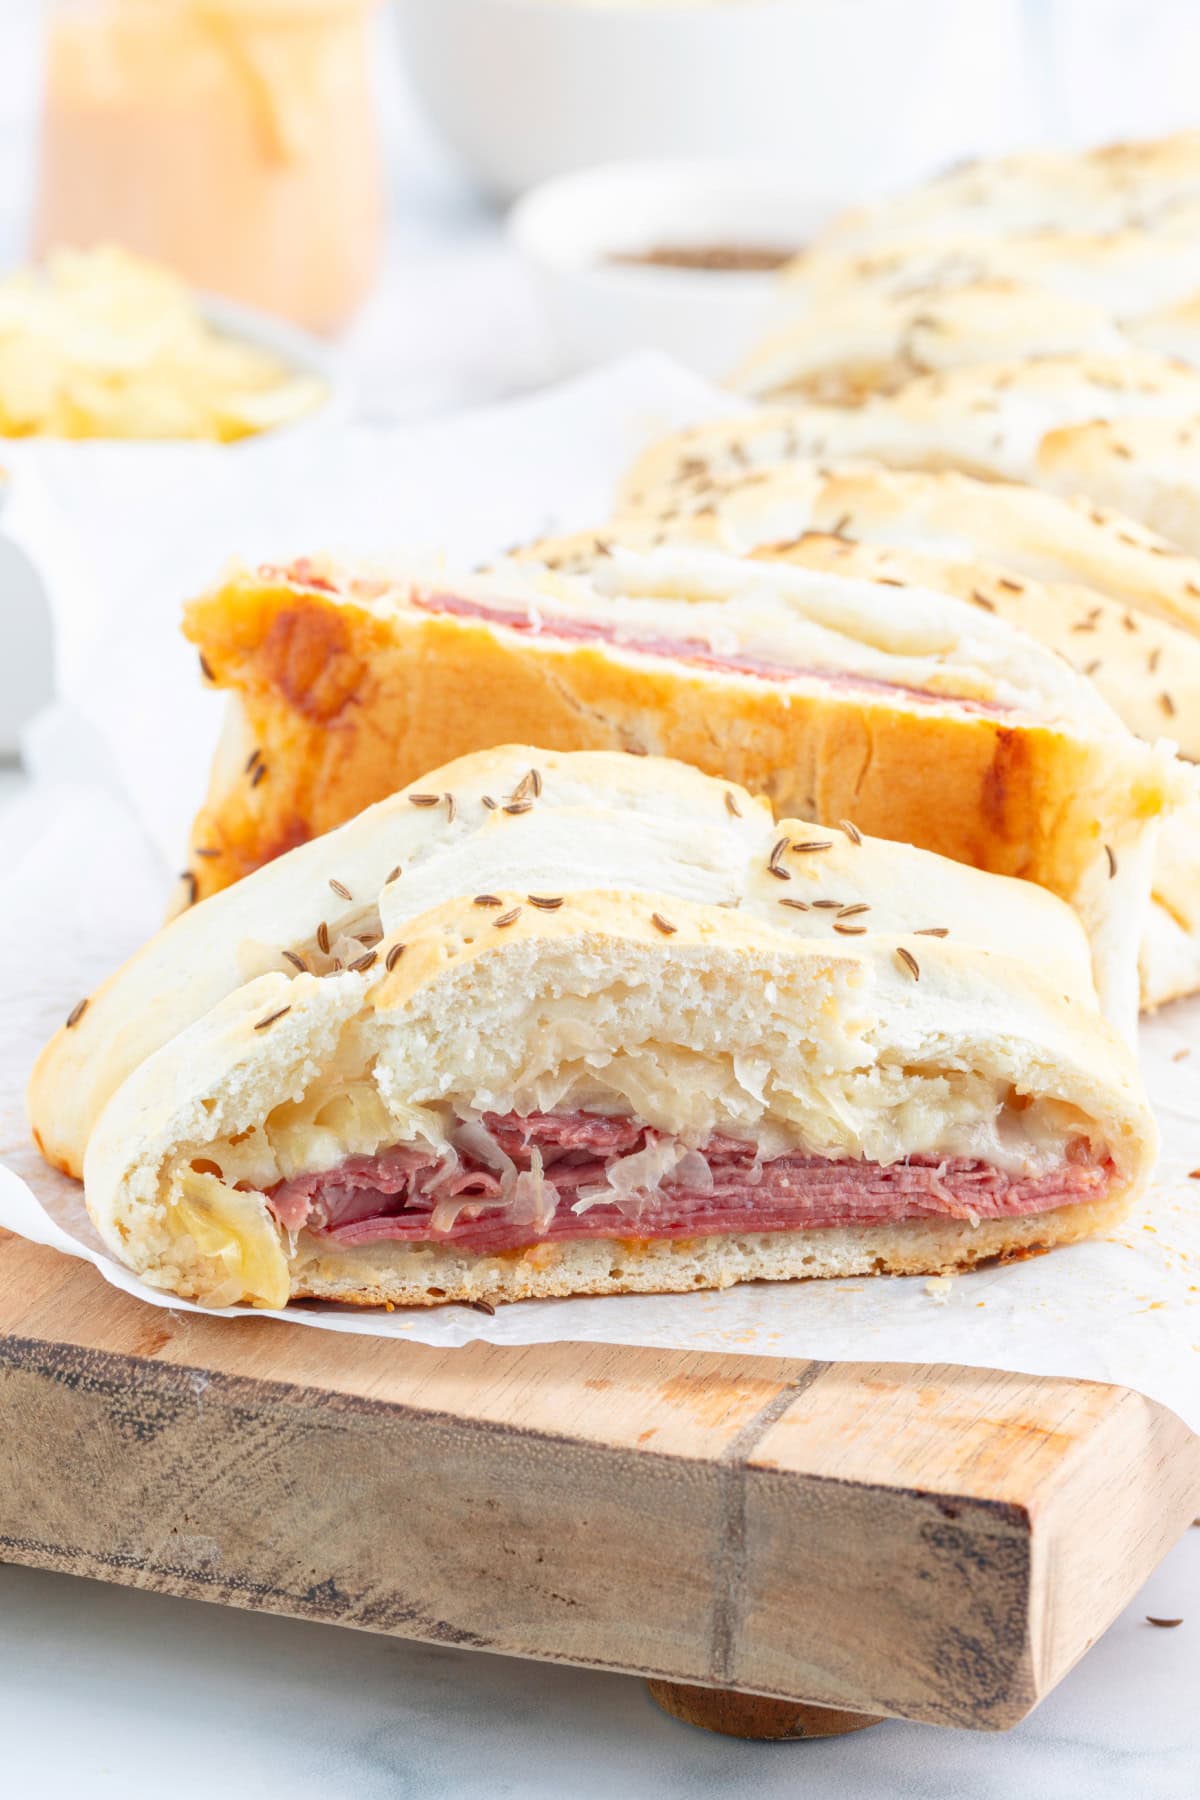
{"left": 0, "top": 1224, "right": 1196, "bottom": 1735}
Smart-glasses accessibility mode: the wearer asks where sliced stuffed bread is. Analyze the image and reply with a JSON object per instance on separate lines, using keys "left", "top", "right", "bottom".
{"left": 174, "top": 549, "right": 1186, "bottom": 1034}
{"left": 551, "top": 461, "right": 1200, "bottom": 1009}
{"left": 31, "top": 749, "right": 1157, "bottom": 1309}
{"left": 622, "top": 353, "right": 1200, "bottom": 554}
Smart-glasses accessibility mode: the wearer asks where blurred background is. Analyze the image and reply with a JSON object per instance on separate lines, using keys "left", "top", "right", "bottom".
{"left": 3, "top": 1, "right": 1200, "bottom": 752}
{"left": 2, "top": 1, "right": 1200, "bottom": 424}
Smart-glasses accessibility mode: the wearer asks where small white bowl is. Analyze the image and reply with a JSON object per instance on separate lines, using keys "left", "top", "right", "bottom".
{"left": 0, "top": 296, "right": 349, "bottom": 754}
{"left": 508, "top": 159, "right": 819, "bottom": 379}
{"left": 196, "top": 293, "right": 353, "bottom": 436}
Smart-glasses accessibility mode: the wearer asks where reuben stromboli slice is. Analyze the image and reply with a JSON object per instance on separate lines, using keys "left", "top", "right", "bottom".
{"left": 31, "top": 748, "right": 1156, "bottom": 1310}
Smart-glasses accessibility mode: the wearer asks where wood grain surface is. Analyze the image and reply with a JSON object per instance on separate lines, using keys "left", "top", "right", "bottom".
{"left": 1, "top": 1227, "right": 1196, "bottom": 1730}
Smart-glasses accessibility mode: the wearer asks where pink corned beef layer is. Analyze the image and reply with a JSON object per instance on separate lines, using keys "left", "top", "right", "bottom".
{"left": 409, "top": 592, "right": 1008, "bottom": 714}
{"left": 263, "top": 567, "right": 1007, "bottom": 713}
{"left": 266, "top": 1110, "right": 1111, "bottom": 1253}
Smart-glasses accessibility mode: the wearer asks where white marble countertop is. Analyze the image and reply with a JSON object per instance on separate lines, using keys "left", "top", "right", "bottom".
{"left": 1, "top": 6, "right": 1198, "bottom": 1793}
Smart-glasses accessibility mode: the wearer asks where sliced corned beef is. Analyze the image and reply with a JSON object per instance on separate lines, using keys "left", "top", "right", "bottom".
{"left": 265, "top": 1108, "right": 1110, "bottom": 1253}
{"left": 412, "top": 593, "right": 1008, "bottom": 714}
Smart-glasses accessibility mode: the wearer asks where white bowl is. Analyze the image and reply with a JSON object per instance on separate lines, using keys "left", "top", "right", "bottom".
{"left": 395, "top": 0, "right": 1036, "bottom": 205}
{"left": 508, "top": 158, "right": 818, "bottom": 379}
{"left": 197, "top": 293, "right": 353, "bottom": 435}
{"left": 0, "top": 297, "right": 350, "bottom": 755}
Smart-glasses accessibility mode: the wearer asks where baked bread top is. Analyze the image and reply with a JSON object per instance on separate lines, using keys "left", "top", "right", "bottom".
{"left": 626, "top": 351, "right": 1200, "bottom": 494}
{"left": 623, "top": 353, "right": 1200, "bottom": 554}
{"left": 597, "top": 458, "right": 1200, "bottom": 631}
{"left": 816, "top": 132, "right": 1200, "bottom": 252}
{"left": 785, "top": 210, "right": 1200, "bottom": 317}
{"left": 732, "top": 280, "right": 1134, "bottom": 404}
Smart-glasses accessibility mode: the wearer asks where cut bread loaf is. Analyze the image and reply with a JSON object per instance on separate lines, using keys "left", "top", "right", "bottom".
{"left": 785, "top": 212, "right": 1200, "bottom": 321}
{"left": 170, "top": 549, "right": 1186, "bottom": 1035}
{"left": 623, "top": 352, "right": 1200, "bottom": 555}
{"left": 742, "top": 195, "right": 1200, "bottom": 405}
{"left": 539, "top": 463, "right": 1200, "bottom": 1008}
{"left": 34, "top": 748, "right": 1155, "bottom": 1311}
{"left": 731, "top": 278, "right": 1200, "bottom": 406}
{"left": 732, "top": 280, "right": 1135, "bottom": 405}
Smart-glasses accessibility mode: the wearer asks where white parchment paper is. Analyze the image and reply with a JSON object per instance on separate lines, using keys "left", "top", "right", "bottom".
{"left": 0, "top": 355, "right": 1196, "bottom": 1431}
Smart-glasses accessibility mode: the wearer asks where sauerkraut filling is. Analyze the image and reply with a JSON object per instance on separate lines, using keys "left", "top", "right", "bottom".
{"left": 263, "top": 1111, "right": 1113, "bottom": 1251}
{"left": 169, "top": 1054, "right": 1115, "bottom": 1260}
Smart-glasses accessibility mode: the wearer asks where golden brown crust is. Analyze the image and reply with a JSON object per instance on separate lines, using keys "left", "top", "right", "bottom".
{"left": 178, "top": 558, "right": 1177, "bottom": 1038}
{"left": 183, "top": 567, "right": 1166, "bottom": 931}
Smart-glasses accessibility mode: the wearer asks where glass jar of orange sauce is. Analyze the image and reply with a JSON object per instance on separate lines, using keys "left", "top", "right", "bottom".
{"left": 35, "top": 0, "right": 384, "bottom": 335}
